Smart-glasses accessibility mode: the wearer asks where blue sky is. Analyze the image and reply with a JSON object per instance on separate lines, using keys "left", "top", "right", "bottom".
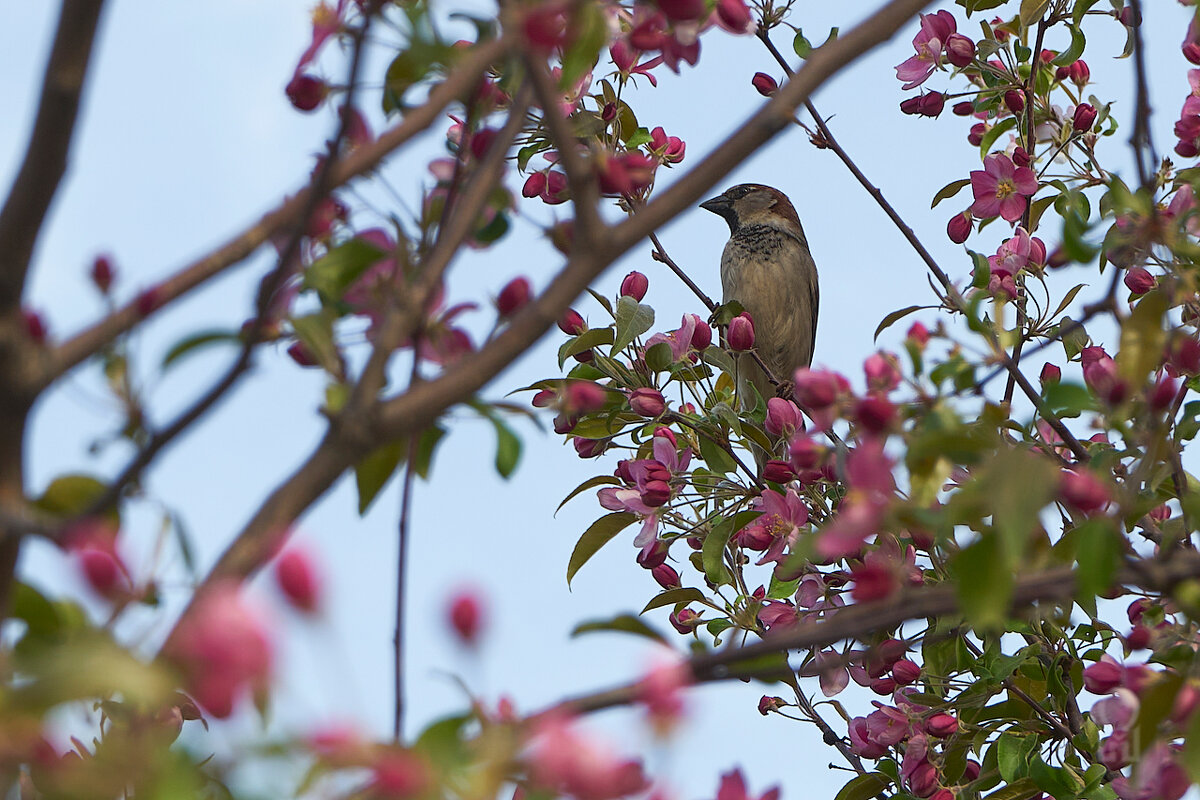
{"left": 2, "top": 1, "right": 1195, "bottom": 798}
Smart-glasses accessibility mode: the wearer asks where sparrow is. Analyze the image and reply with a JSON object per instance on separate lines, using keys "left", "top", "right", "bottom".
{"left": 701, "top": 184, "right": 819, "bottom": 406}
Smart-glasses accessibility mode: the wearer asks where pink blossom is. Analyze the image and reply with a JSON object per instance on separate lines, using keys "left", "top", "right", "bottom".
{"left": 294, "top": 1, "right": 345, "bottom": 75}
{"left": 646, "top": 313, "right": 706, "bottom": 361}
{"left": 864, "top": 352, "right": 901, "bottom": 395}
{"left": 1083, "top": 656, "right": 1125, "bottom": 694}
{"left": 1111, "top": 742, "right": 1188, "bottom": 800}
{"left": 728, "top": 312, "right": 755, "bottom": 351}
{"left": 371, "top": 749, "right": 432, "bottom": 798}
{"left": 752, "top": 72, "right": 778, "bottom": 96}
{"left": 741, "top": 488, "right": 809, "bottom": 564}
{"left": 629, "top": 388, "right": 667, "bottom": 417}
{"left": 168, "top": 582, "right": 273, "bottom": 718}
{"left": 275, "top": 548, "right": 323, "bottom": 613}
{"left": 637, "top": 657, "right": 691, "bottom": 731}
{"left": 714, "top": 0, "right": 754, "bottom": 34}
{"left": 764, "top": 397, "right": 803, "bottom": 438}
{"left": 1060, "top": 469, "right": 1112, "bottom": 514}
{"left": 947, "top": 211, "right": 971, "bottom": 243}
{"left": 448, "top": 588, "right": 485, "bottom": 645}
{"left": 714, "top": 769, "right": 780, "bottom": 800}
{"left": 969, "top": 154, "right": 1038, "bottom": 222}
{"left": 649, "top": 126, "right": 686, "bottom": 164}
{"left": 528, "top": 713, "right": 648, "bottom": 800}
{"left": 598, "top": 152, "right": 656, "bottom": 196}
{"left": 894, "top": 11, "right": 958, "bottom": 89}
{"left": 621, "top": 270, "right": 649, "bottom": 300}
{"left": 610, "top": 40, "right": 664, "bottom": 86}
{"left": 497, "top": 276, "right": 532, "bottom": 317}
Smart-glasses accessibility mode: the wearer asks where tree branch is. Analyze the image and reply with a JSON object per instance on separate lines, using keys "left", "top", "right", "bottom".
{"left": 0, "top": 0, "right": 107, "bottom": 313}
{"left": 35, "top": 36, "right": 510, "bottom": 394}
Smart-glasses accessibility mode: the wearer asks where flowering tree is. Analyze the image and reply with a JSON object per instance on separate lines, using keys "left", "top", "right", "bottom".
{"left": 2, "top": 0, "right": 1200, "bottom": 799}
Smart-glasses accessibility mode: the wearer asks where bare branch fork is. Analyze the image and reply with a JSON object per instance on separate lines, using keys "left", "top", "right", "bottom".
{"left": 159, "top": 0, "right": 936, "bottom": 654}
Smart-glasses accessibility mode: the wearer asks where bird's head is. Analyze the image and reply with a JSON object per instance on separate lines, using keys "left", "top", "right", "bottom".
{"left": 700, "top": 184, "right": 800, "bottom": 235}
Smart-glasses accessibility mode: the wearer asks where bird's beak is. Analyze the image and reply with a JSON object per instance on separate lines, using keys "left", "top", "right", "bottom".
{"left": 699, "top": 194, "right": 730, "bottom": 215}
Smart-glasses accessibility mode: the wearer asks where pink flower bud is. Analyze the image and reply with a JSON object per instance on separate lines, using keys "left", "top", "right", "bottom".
{"left": 947, "top": 212, "right": 972, "bottom": 244}
{"left": 1185, "top": 42, "right": 1200, "bottom": 66}
{"left": 629, "top": 388, "right": 666, "bottom": 417}
{"left": 892, "top": 659, "right": 921, "bottom": 685}
{"left": 926, "top": 713, "right": 959, "bottom": 738}
{"left": 1012, "top": 146, "right": 1032, "bottom": 167}
{"left": 1150, "top": 375, "right": 1179, "bottom": 411}
{"left": 275, "top": 548, "right": 322, "bottom": 613}
{"left": 864, "top": 353, "right": 901, "bottom": 394}
{"left": 1120, "top": 5, "right": 1139, "bottom": 27}
{"left": 531, "top": 389, "right": 556, "bottom": 408}
{"left": 447, "top": 589, "right": 485, "bottom": 645}
{"left": 1172, "top": 681, "right": 1200, "bottom": 723}
{"left": 136, "top": 286, "right": 163, "bottom": 317}
{"left": 762, "top": 460, "right": 795, "bottom": 483}
{"left": 1068, "top": 60, "right": 1090, "bottom": 86}
{"left": 851, "top": 561, "right": 895, "bottom": 602}
{"left": 1039, "top": 362, "right": 1061, "bottom": 386}
{"left": 1170, "top": 337, "right": 1200, "bottom": 375}
{"left": 727, "top": 313, "right": 755, "bottom": 351}
{"left": 287, "top": 341, "right": 319, "bottom": 368}
{"left": 689, "top": 315, "right": 712, "bottom": 350}
{"left": 788, "top": 434, "right": 825, "bottom": 471}
{"left": 901, "top": 92, "right": 945, "bottom": 117}
{"left": 793, "top": 368, "right": 841, "bottom": 410}
{"left": 558, "top": 308, "right": 585, "bottom": 335}
{"left": 1060, "top": 469, "right": 1111, "bottom": 514}
{"left": 952, "top": 101, "right": 974, "bottom": 116}
{"left": 869, "top": 677, "right": 897, "bottom": 696}
{"left": 765, "top": 397, "right": 802, "bottom": 438}
{"left": 523, "top": 5, "right": 568, "bottom": 51}
{"left": 21, "top": 309, "right": 46, "bottom": 344}
{"left": 565, "top": 381, "right": 607, "bottom": 413}
{"left": 638, "top": 538, "right": 669, "bottom": 568}
{"left": 522, "top": 172, "right": 547, "bottom": 198}
{"left": 856, "top": 396, "right": 896, "bottom": 434}
{"left": 716, "top": 0, "right": 752, "bottom": 32}
{"left": 1004, "top": 89, "right": 1025, "bottom": 115}
{"left": 655, "top": 0, "right": 706, "bottom": 22}
{"left": 1125, "top": 626, "right": 1151, "bottom": 650}
{"left": 758, "top": 695, "right": 784, "bottom": 715}
{"left": 620, "top": 270, "right": 649, "bottom": 301}
{"left": 573, "top": 437, "right": 607, "bottom": 458}
{"left": 286, "top": 74, "right": 328, "bottom": 112}
{"left": 945, "top": 34, "right": 975, "bottom": 68}
{"left": 670, "top": 607, "right": 700, "bottom": 633}
{"left": 752, "top": 72, "right": 778, "bottom": 97}
{"left": 78, "top": 547, "right": 123, "bottom": 598}
{"left": 963, "top": 761, "right": 981, "bottom": 782}
{"left": 652, "top": 564, "right": 680, "bottom": 590}
{"left": 601, "top": 102, "right": 617, "bottom": 122}
{"left": 967, "top": 123, "right": 986, "bottom": 146}
{"left": 91, "top": 255, "right": 115, "bottom": 293}
{"left": 1083, "top": 660, "right": 1124, "bottom": 694}
{"left": 1073, "top": 103, "right": 1098, "bottom": 132}
{"left": 1124, "top": 266, "right": 1155, "bottom": 295}
{"left": 496, "top": 276, "right": 532, "bottom": 317}
{"left": 641, "top": 480, "right": 672, "bottom": 507}
{"left": 907, "top": 322, "right": 930, "bottom": 346}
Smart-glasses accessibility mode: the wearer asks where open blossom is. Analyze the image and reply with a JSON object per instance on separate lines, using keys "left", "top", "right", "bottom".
{"left": 527, "top": 712, "right": 647, "bottom": 800}
{"left": 970, "top": 153, "right": 1038, "bottom": 222}
{"left": 597, "top": 431, "right": 691, "bottom": 557}
{"left": 649, "top": 126, "right": 686, "bottom": 164}
{"left": 740, "top": 487, "right": 809, "bottom": 564}
{"left": 646, "top": 313, "right": 709, "bottom": 361}
{"left": 894, "top": 11, "right": 958, "bottom": 89}
{"left": 610, "top": 39, "right": 664, "bottom": 86}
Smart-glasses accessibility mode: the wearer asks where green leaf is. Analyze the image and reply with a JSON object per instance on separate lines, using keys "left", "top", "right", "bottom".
{"left": 1019, "top": 0, "right": 1051, "bottom": 25}
{"left": 954, "top": 534, "right": 1012, "bottom": 631}
{"left": 571, "top": 613, "right": 668, "bottom": 644}
{"left": 987, "top": 449, "right": 1058, "bottom": 563}
{"left": 985, "top": 778, "right": 1043, "bottom": 800}
{"left": 875, "top": 305, "right": 926, "bottom": 342}
{"left": 611, "top": 296, "right": 655, "bottom": 355}
{"left": 997, "top": 732, "right": 1039, "bottom": 782}
{"left": 558, "top": 328, "right": 615, "bottom": 368}
{"left": 793, "top": 29, "right": 812, "bottom": 58}
{"left": 355, "top": 441, "right": 406, "bottom": 515}
{"left": 1074, "top": 520, "right": 1120, "bottom": 606}
{"left": 1043, "top": 382, "right": 1096, "bottom": 418}
{"left": 302, "top": 237, "right": 385, "bottom": 302}
{"left": 1182, "top": 706, "right": 1200, "bottom": 783}
{"left": 834, "top": 773, "right": 892, "bottom": 800}
{"left": 567, "top": 512, "right": 637, "bottom": 585}
{"left": 1052, "top": 25, "right": 1086, "bottom": 65}
{"left": 698, "top": 434, "right": 739, "bottom": 476}
{"left": 34, "top": 474, "right": 110, "bottom": 519}
{"left": 161, "top": 329, "right": 241, "bottom": 370}
{"left": 560, "top": 2, "right": 606, "bottom": 88}
{"left": 291, "top": 312, "right": 342, "bottom": 374}
{"left": 412, "top": 425, "right": 446, "bottom": 480}
{"left": 557, "top": 475, "right": 622, "bottom": 514}
{"left": 1030, "top": 754, "right": 1083, "bottom": 800}
{"left": 931, "top": 179, "right": 972, "bottom": 209}
{"left": 641, "top": 587, "right": 706, "bottom": 614}
{"left": 980, "top": 117, "right": 1018, "bottom": 157}
{"left": 1116, "top": 289, "right": 1167, "bottom": 387}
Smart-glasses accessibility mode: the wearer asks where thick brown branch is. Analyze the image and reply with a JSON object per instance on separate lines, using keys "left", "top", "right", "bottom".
{"left": 546, "top": 553, "right": 1200, "bottom": 718}
{"left": 0, "top": 0, "right": 106, "bottom": 313}
{"left": 158, "top": 0, "right": 932, "bottom": 650}
{"left": 36, "top": 36, "right": 509, "bottom": 394}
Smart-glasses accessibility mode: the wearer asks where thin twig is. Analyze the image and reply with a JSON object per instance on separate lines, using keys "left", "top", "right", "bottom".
{"left": 1126, "top": 0, "right": 1157, "bottom": 192}
{"left": 37, "top": 36, "right": 509, "bottom": 393}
